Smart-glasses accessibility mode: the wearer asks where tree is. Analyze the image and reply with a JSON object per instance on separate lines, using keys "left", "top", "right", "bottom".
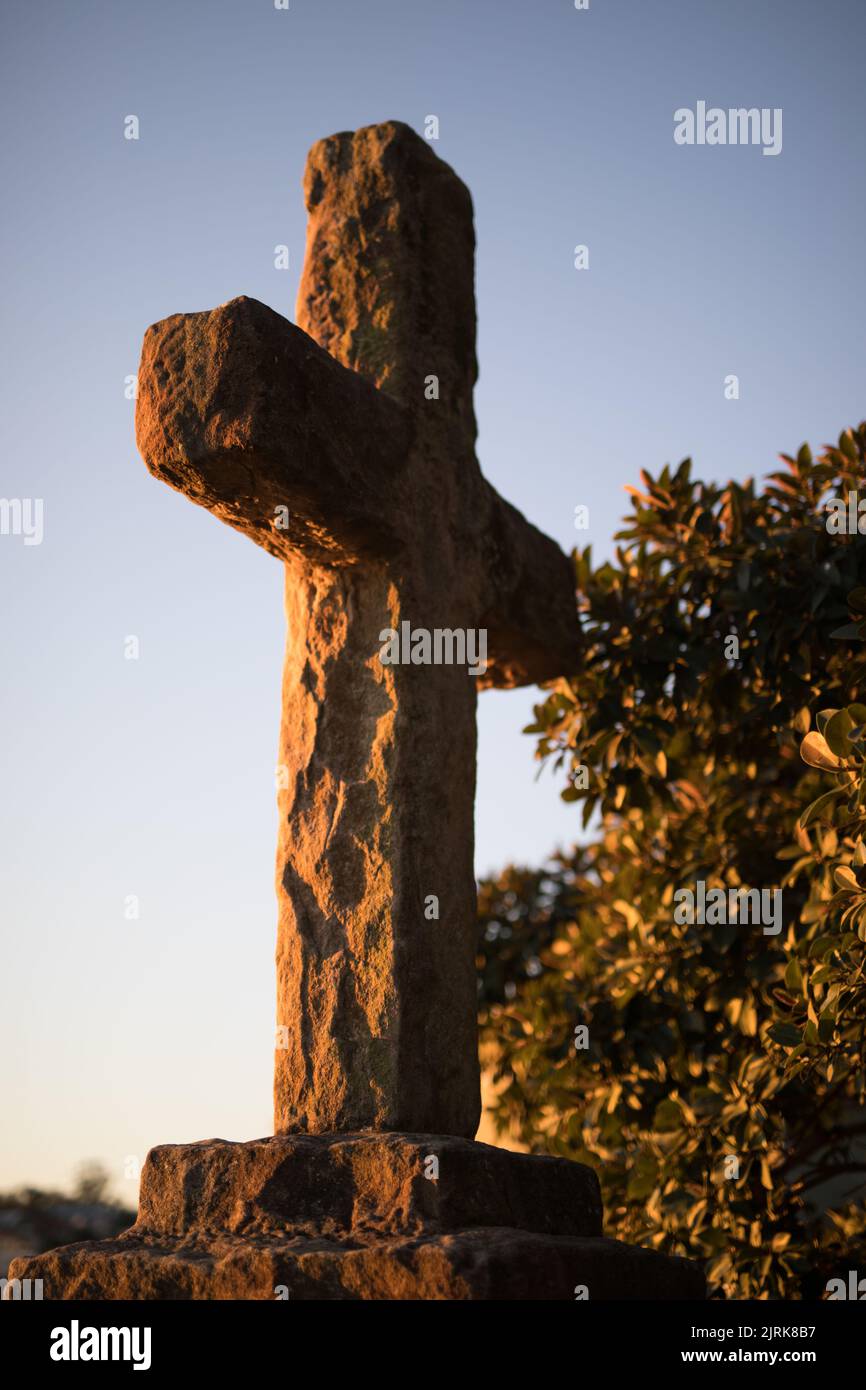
{"left": 72, "top": 1160, "right": 110, "bottom": 1205}
{"left": 477, "top": 425, "right": 866, "bottom": 1298}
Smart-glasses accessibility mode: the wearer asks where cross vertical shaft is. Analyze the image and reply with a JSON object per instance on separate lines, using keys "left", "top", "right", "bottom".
{"left": 275, "top": 124, "right": 482, "bottom": 1135}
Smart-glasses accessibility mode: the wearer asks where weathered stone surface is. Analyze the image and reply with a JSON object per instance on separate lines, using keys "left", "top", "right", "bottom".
{"left": 136, "top": 297, "right": 414, "bottom": 568}
{"left": 134, "top": 121, "right": 580, "bottom": 1138}
{"left": 9, "top": 1137, "right": 704, "bottom": 1300}
{"left": 120, "top": 1135, "right": 604, "bottom": 1239}
{"left": 9, "top": 1230, "right": 704, "bottom": 1302}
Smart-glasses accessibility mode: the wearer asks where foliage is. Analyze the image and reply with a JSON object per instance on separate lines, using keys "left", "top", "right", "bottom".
{"left": 477, "top": 426, "right": 866, "bottom": 1298}
{"left": 72, "top": 1160, "right": 111, "bottom": 1205}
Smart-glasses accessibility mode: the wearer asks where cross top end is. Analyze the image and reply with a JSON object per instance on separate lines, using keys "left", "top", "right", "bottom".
{"left": 136, "top": 121, "right": 579, "bottom": 691}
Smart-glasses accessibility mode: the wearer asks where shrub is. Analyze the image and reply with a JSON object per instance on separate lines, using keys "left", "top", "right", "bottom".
{"left": 477, "top": 425, "right": 866, "bottom": 1298}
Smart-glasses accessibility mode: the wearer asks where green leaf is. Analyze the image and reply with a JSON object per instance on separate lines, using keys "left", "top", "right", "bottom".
{"left": 799, "top": 787, "right": 844, "bottom": 828}
{"left": 825, "top": 708, "right": 855, "bottom": 758}
{"left": 800, "top": 732, "right": 841, "bottom": 771}
{"left": 768, "top": 1022, "right": 801, "bottom": 1047}
{"left": 840, "top": 430, "right": 858, "bottom": 461}
{"left": 653, "top": 1099, "right": 682, "bottom": 1131}
{"left": 784, "top": 957, "right": 803, "bottom": 992}
{"left": 834, "top": 865, "right": 860, "bottom": 891}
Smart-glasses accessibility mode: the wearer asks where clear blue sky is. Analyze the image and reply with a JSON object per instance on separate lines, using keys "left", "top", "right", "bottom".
{"left": 2, "top": 0, "right": 864, "bottom": 1196}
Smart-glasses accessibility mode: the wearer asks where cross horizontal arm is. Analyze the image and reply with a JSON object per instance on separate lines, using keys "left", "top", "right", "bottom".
{"left": 476, "top": 487, "right": 580, "bottom": 689}
{"left": 135, "top": 296, "right": 414, "bottom": 565}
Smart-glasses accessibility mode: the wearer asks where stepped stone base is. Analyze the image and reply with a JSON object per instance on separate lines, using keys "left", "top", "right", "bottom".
{"left": 9, "top": 1134, "right": 705, "bottom": 1300}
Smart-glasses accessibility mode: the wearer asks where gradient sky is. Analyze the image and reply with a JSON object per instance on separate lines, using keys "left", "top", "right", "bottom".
{"left": 2, "top": 0, "right": 864, "bottom": 1196}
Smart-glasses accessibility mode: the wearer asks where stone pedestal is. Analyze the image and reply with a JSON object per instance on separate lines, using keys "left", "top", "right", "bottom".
{"left": 9, "top": 1135, "right": 704, "bottom": 1300}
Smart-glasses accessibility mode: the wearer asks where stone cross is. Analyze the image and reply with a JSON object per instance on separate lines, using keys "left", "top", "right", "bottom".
{"left": 135, "top": 121, "right": 578, "bottom": 1140}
